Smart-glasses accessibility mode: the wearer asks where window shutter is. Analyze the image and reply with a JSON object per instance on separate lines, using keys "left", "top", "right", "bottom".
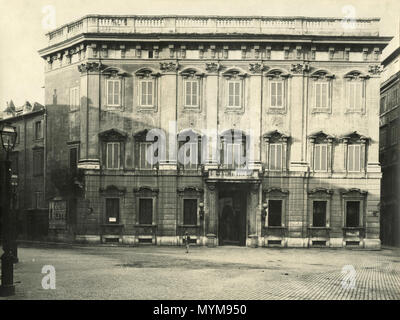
{"left": 276, "top": 144, "right": 282, "bottom": 170}
{"left": 321, "top": 145, "right": 327, "bottom": 171}
{"left": 354, "top": 145, "right": 360, "bottom": 171}
{"left": 316, "top": 83, "right": 321, "bottom": 108}
{"left": 235, "top": 82, "right": 240, "bottom": 106}
{"left": 141, "top": 82, "right": 146, "bottom": 105}
{"left": 277, "top": 82, "right": 283, "bottom": 107}
{"left": 321, "top": 83, "right": 327, "bottom": 108}
{"left": 192, "top": 82, "right": 197, "bottom": 106}
{"left": 148, "top": 81, "right": 153, "bottom": 105}
{"left": 107, "top": 81, "right": 113, "bottom": 105}
{"left": 360, "top": 144, "right": 365, "bottom": 171}
{"left": 228, "top": 82, "right": 234, "bottom": 106}
{"left": 271, "top": 82, "right": 276, "bottom": 107}
{"left": 114, "top": 81, "right": 120, "bottom": 105}
{"left": 185, "top": 81, "right": 191, "bottom": 105}
{"left": 314, "top": 145, "right": 321, "bottom": 171}
{"left": 348, "top": 145, "right": 354, "bottom": 171}
{"left": 270, "top": 144, "right": 276, "bottom": 170}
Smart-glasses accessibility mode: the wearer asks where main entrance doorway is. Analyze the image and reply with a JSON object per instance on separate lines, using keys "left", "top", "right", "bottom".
{"left": 218, "top": 184, "right": 247, "bottom": 246}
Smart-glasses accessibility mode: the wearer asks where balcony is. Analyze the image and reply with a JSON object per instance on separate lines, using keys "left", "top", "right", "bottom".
{"left": 45, "top": 15, "right": 380, "bottom": 47}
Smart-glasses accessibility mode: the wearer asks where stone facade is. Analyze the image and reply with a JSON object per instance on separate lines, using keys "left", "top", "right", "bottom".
{"left": 380, "top": 40, "right": 400, "bottom": 246}
{"left": 36, "top": 15, "right": 391, "bottom": 248}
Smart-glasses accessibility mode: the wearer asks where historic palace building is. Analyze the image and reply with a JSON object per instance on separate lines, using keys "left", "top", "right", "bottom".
{"left": 380, "top": 34, "right": 400, "bottom": 247}
{"left": 36, "top": 15, "right": 391, "bottom": 248}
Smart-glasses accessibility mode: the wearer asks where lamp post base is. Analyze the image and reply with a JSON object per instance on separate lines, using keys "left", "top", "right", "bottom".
{"left": 0, "top": 284, "right": 15, "bottom": 297}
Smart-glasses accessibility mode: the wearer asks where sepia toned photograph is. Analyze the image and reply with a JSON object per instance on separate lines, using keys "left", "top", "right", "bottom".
{"left": 0, "top": 0, "right": 399, "bottom": 307}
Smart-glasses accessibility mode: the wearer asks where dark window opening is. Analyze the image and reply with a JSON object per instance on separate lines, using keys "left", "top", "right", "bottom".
{"left": 106, "top": 198, "right": 119, "bottom": 224}
{"left": 268, "top": 240, "right": 282, "bottom": 245}
{"left": 69, "top": 147, "right": 78, "bottom": 174}
{"left": 33, "top": 149, "right": 44, "bottom": 176}
{"left": 139, "top": 198, "right": 153, "bottom": 225}
{"left": 313, "top": 201, "right": 327, "bottom": 227}
{"left": 148, "top": 50, "right": 154, "bottom": 58}
{"left": 268, "top": 200, "right": 282, "bottom": 227}
{"left": 35, "top": 121, "right": 43, "bottom": 140}
{"left": 183, "top": 199, "right": 197, "bottom": 225}
{"left": 346, "top": 201, "right": 360, "bottom": 227}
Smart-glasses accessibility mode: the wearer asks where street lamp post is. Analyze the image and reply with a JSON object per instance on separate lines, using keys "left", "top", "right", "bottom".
{"left": 0, "top": 123, "right": 17, "bottom": 297}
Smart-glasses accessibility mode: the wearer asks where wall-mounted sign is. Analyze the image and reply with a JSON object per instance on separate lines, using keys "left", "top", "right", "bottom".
{"left": 49, "top": 199, "right": 67, "bottom": 229}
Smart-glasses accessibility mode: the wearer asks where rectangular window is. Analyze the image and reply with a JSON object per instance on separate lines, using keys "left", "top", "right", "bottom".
{"left": 140, "top": 80, "right": 154, "bottom": 106}
{"left": 139, "top": 198, "right": 153, "bottom": 225}
{"left": 380, "top": 96, "right": 387, "bottom": 113}
{"left": 346, "top": 201, "right": 360, "bottom": 227}
{"left": 35, "top": 120, "right": 43, "bottom": 140}
{"left": 270, "top": 81, "right": 283, "bottom": 108}
{"left": 269, "top": 143, "right": 283, "bottom": 171}
{"left": 106, "top": 142, "right": 120, "bottom": 170}
{"left": 312, "top": 201, "right": 327, "bottom": 227}
{"left": 348, "top": 82, "right": 363, "bottom": 110}
{"left": 34, "top": 191, "right": 43, "bottom": 209}
{"left": 225, "top": 142, "right": 244, "bottom": 168}
{"left": 69, "top": 147, "right": 78, "bottom": 173}
{"left": 184, "top": 80, "right": 199, "bottom": 107}
{"left": 106, "top": 198, "right": 119, "bottom": 223}
{"left": 380, "top": 127, "right": 387, "bottom": 148}
{"left": 314, "top": 144, "right": 328, "bottom": 172}
{"left": 33, "top": 149, "right": 44, "bottom": 176}
{"left": 347, "top": 145, "right": 361, "bottom": 172}
{"left": 315, "top": 82, "right": 328, "bottom": 108}
{"left": 228, "top": 81, "right": 241, "bottom": 107}
{"left": 183, "top": 199, "right": 197, "bottom": 225}
{"left": 139, "top": 142, "right": 155, "bottom": 169}
{"left": 69, "top": 87, "right": 80, "bottom": 111}
{"left": 181, "top": 142, "right": 199, "bottom": 169}
{"left": 391, "top": 124, "right": 398, "bottom": 145}
{"left": 107, "top": 79, "right": 121, "bottom": 106}
{"left": 268, "top": 200, "right": 282, "bottom": 227}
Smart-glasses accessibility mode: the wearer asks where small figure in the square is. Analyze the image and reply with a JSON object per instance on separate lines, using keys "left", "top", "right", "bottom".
{"left": 183, "top": 232, "right": 190, "bottom": 253}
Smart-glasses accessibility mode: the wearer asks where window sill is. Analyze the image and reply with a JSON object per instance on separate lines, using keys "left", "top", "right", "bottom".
{"left": 264, "top": 226, "right": 287, "bottom": 229}
{"left": 344, "top": 109, "right": 365, "bottom": 114}
{"left": 267, "top": 107, "right": 286, "bottom": 114}
{"left": 311, "top": 108, "right": 331, "bottom": 114}
{"left": 134, "top": 224, "right": 157, "bottom": 227}
{"left": 178, "top": 224, "right": 200, "bottom": 228}
{"left": 225, "top": 107, "right": 244, "bottom": 114}
{"left": 308, "top": 226, "right": 331, "bottom": 230}
{"left": 101, "top": 223, "right": 124, "bottom": 227}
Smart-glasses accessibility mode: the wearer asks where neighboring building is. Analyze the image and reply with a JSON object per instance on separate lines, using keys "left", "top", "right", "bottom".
{"left": 35, "top": 15, "right": 390, "bottom": 248}
{"left": 380, "top": 30, "right": 400, "bottom": 247}
{"left": 0, "top": 103, "right": 48, "bottom": 240}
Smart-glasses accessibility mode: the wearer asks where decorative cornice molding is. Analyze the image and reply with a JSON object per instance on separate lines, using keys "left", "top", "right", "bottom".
{"left": 248, "top": 63, "right": 266, "bottom": 74}
{"left": 177, "top": 186, "right": 204, "bottom": 194}
{"left": 290, "top": 62, "right": 310, "bottom": 74}
{"left": 308, "top": 187, "right": 334, "bottom": 195}
{"left": 133, "top": 186, "right": 159, "bottom": 194}
{"left": 205, "top": 62, "right": 220, "bottom": 73}
{"left": 368, "top": 64, "right": 382, "bottom": 75}
{"left": 264, "top": 187, "right": 289, "bottom": 194}
{"left": 99, "top": 185, "right": 126, "bottom": 194}
{"left": 339, "top": 188, "right": 368, "bottom": 196}
{"left": 160, "top": 62, "right": 179, "bottom": 73}
{"left": 78, "top": 62, "right": 103, "bottom": 73}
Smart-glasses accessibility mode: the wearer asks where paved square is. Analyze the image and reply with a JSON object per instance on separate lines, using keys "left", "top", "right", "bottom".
{"left": 2, "top": 244, "right": 400, "bottom": 300}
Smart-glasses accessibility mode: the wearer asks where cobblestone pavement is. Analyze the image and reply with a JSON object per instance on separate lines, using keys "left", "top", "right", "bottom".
{"left": 1, "top": 244, "right": 400, "bottom": 300}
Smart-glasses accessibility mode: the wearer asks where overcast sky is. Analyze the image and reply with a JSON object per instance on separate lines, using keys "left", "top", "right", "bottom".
{"left": 0, "top": 0, "right": 399, "bottom": 108}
